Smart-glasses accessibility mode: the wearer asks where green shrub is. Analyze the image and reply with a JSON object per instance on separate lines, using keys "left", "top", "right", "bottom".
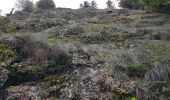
{"left": 48, "top": 35, "right": 57, "bottom": 43}
{"left": 119, "top": 0, "right": 170, "bottom": 13}
{"left": 126, "top": 62, "right": 151, "bottom": 78}
{"left": 6, "top": 24, "right": 18, "bottom": 33}
{"left": 140, "top": 0, "right": 170, "bottom": 12}
{"left": 0, "top": 17, "right": 9, "bottom": 32}
{"left": 119, "top": 0, "right": 143, "bottom": 10}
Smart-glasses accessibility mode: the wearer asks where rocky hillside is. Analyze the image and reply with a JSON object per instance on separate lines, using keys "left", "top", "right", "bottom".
{"left": 0, "top": 8, "right": 170, "bottom": 100}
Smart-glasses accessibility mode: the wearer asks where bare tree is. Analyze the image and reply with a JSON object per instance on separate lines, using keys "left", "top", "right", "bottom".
{"left": 15, "top": 0, "right": 34, "bottom": 12}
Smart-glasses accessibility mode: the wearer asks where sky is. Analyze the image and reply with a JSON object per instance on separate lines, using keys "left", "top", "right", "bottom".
{"left": 0, "top": 0, "right": 119, "bottom": 15}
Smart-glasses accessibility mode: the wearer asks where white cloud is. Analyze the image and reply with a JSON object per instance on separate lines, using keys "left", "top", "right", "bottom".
{"left": 0, "top": 0, "right": 119, "bottom": 15}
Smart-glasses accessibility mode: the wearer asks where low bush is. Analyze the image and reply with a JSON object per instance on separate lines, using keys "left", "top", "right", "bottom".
{"left": 119, "top": 0, "right": 170, "bottom": 13}
{"left": 112, "top": 41, "right": 170, "bottom": 99}
{"left": 0, "top": 42, "right": 21, "bottom": 67}
{"left": 80, "top": 32, "right": 104, "bottom": 43}
{"left": 22, "top": 18, "right": 66, "bottom": 32}
{"left": 60, "top": 12, "right": 74, "bottom": 20}
{"left": 0, "top": 17, "right": 18, "bottom": 33}
{"left": 66, "top": 25, "right": 87, "bottom": 35}
{"left": 3, "top": 35, "right": 71, "bottom": 66}
{"left": 1, "top": 35, "right": 72, "bottom": 85}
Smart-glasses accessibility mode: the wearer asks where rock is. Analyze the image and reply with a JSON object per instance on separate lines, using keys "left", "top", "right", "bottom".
{"left": 0, "top": 68, "right": 8, "bottom": 88}
{"left": 0, "top": 67, "right": 9, "bottom": 99}
{"left": 6, "top": 83, "right": 48, "bottom": 100}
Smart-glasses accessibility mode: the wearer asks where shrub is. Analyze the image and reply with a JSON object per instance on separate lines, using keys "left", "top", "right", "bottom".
{"left": 22, "top": 18, "right": 65, "bottom": 32}
{"left": 0, "top": 17, "right": 8, "bottom": 32}
{"left": 0, "top": 42, "right": 20, "bottom": 67}
{"left": 66, "top": 25, "right": 87, "bottom": 35}
{"left": 15, "top": 0, "right": 34, "bottom": 12}
{"left": 140, "top": 0, "right": 170, "bottom": 12}
{"left": 2, "top": 35, "right": 71, "bottom": 66}
{"left": 135, "top": 61, "right": 170, "bottom": 99}
{"left": 80, "top": 32, "right": 104, "bottom": 43}
{"left": 111, "top": 41, "right": 170, "bottom": 99}
{"left": 36, "top": 0, "right": 56, "bottom": 10}
{"left": 119, "top": 0, "right": 143, "bottom": 10}
{"left": 119, "top": 0, "right": 170, "bottom": 13}
{"left": 60, "top": 12, "right": 74, "bottom": 20}
{"left": 0, "top": 17, "right": 18, "bottom": 33}
{"left": 1, "top": 35, "right": 72, "bottom": 86}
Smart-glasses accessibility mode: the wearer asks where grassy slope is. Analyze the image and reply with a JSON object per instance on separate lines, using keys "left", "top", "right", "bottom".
{"left": 1, "top": 8, "right": 170, "bottom": 99}
{"left": 54, "top": 9, "right": 170, "bottom": 99}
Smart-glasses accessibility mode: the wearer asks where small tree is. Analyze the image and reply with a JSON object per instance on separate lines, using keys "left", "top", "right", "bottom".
{"left": 106, "top": 0, "right": 114, "bottom": 8}
{"left": 15, "top": 0, "right": 34, "bottom": 12}
{"left": 83, "top": 1, "right": 90, "bottom": 8}
{"left": 36, "top": 0, "right": 56, "bottom": 10}
{"left": 91, "top": 0, "right": 97, "bottom": 8}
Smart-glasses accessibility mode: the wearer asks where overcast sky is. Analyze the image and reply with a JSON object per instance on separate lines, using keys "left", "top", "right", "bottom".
{"left": 0, "top": 0, "right": 119, "bottom": 15}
